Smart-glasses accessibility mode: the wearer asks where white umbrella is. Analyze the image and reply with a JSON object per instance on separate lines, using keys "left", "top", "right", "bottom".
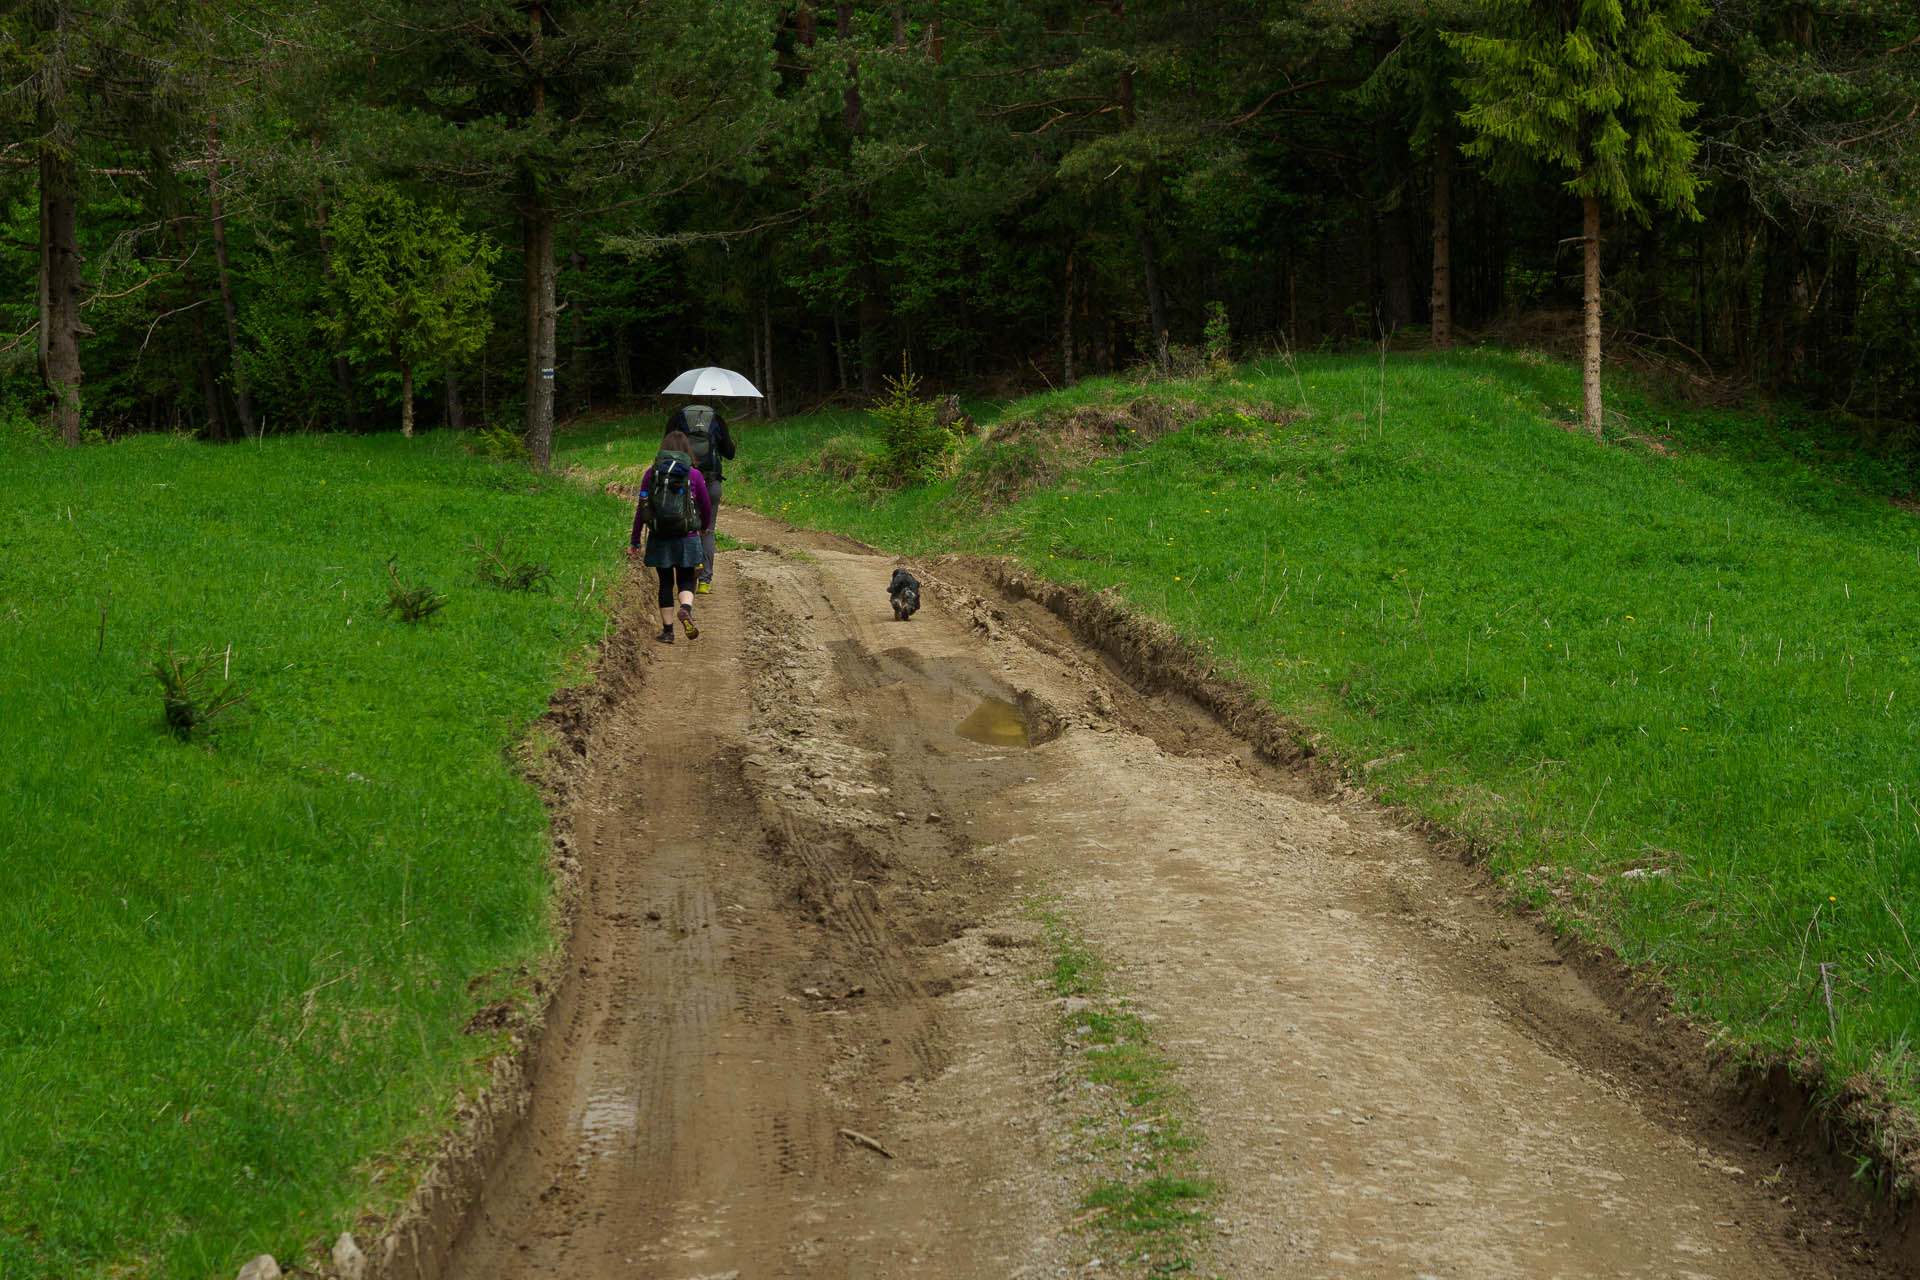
{"left": 661, "top": 366, "right": 763, "bottom": 398}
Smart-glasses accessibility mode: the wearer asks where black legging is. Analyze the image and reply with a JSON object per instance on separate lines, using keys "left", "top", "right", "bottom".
{"left": 656, "top": 564, "right": 697, "bottom": 608}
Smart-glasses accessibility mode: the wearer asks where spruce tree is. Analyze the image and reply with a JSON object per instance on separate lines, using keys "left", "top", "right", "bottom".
{"left": 1449, "top": 0, "right": 1707, "bottom": 435}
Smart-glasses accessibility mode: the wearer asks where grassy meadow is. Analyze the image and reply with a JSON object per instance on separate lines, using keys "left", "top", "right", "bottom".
{"left": 0, "top": 432, "right": 629, "bottom": 1278}
{"left": 563, "top": 349, "right": 1920, "bottom": 1174}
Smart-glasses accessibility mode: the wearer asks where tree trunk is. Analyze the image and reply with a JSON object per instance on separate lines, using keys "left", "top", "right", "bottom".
{"left": 198, "top": 343, "right": 227, "bottom": 441}
{"left": 613, "top": 325, "right": 633, "bottom": 401}
{"left": 446, "top": 371, "right": 466, "bottom": 431}
{"left": 1430, "top": 121, "right": 1453, "bottom": 349}
{"left": 34, "top": 0, "right": 83, "bottom": 448}
{"left": 1061, "top": 243, "right": 1077, "bottom": 387}
{"left": 522, "top": 2, "right": 556, "bottom": 468}
{"left": 312, "top": 144, "right": 362, "bottom": 432}
{"left": 837, "top": 2, "right": 884, "bottom": 395}
{"left": 1375, "top": 86, "right": 1415, "bottom": 333}
{"left": 816, "top": 325, "right": 834, "bottom": 396}
{"left": 756, "top": 293, "right": 771, "bottom": 418}
{"left": 832, "top": 309, "right": 848, "bottom": 392}
{"left": 568, "top": 247, "right": 589, "bottom": 416}
{"left": 37, "top": 100, "right": 83, "bottom": 446}
{"left": 524, "top": 205, "right": 557, "bottom": 467}
{"left": 857, "top": 253, "right": 882, "bottom": 395}
{"left": 1140, "top": 222, "right": 1169, "bottom": 373}
{"left": 332, "top": 362, "right": 359, "bottom": 430}
{"left": 750, "top": 290, "right": 765, "bottom": 400}
{"left": 1581, "top": 193, "right": 1603, "bottom": 437}
{"left": 1759, "top": 216, "right": 1803, "bottom": 390}
{"left": 400, "top": 364, "right": 415, "bottom": 437}
{"left": 1693, "top": 223, "right": 1707, "bottom": 362}
{"left": 207, "top": 114, "right": 257, "bottom": 439}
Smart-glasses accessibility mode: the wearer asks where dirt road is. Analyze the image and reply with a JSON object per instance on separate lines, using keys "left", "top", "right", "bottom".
{"left": 435, "top": 509, "right": 1903, "bottom": 1279}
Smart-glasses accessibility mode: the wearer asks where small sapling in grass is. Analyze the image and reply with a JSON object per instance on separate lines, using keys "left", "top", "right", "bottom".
{"left": 470, "top": 537, "right": 553, "bottom": 592}
{"left": 467, "top": 423, "right": 530, "bottom": 463}
{"left": 382, "top": 558, "right": 446, "bottom": 623}
{"left": 149, "top": 644, "right": 249, "bottom": 739}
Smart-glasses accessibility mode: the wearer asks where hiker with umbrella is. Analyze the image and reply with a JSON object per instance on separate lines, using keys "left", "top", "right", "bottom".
{"left": 661, "top": 366, "right": 759, "bottom": 594}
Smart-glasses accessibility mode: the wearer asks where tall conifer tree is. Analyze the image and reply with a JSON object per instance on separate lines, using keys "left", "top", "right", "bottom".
{"left": 1449, "top": 0, "right": 1707, "bottom": 434}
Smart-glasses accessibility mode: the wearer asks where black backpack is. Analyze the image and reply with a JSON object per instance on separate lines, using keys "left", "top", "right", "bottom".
{"left": 680, "top": 404, "right": 717, "bottom": 474}
{"left": 644, "top": 449, "right": 697, "bottom": 537}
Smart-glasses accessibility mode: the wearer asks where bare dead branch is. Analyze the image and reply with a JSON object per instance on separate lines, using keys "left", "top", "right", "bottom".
{"left": 1222, "top": 77, "right": 1335, "bottom": 130}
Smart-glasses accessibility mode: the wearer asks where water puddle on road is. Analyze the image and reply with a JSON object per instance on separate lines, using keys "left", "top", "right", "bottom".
{"left": 956, "top": 696, "right": 1030, "bottom": 747}
{"left": 575, "top": 1088, "right": 639, "bottom": 1171}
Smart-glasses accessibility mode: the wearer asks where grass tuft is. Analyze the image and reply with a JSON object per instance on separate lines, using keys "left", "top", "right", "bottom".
{"left": 471, "top": 537, "right": 554, "bottom": 593}
{"left": 1029, "top": 900, "right": 1214, "bottom": 1277}
{"left": 148, "top": 643, "right": 250, "bottom": 739}
{"left": 381, "top": 557, "right": 447, "bottom": 623}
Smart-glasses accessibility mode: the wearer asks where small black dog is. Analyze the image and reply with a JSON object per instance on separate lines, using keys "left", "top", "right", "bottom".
{"left": 888, "top": 568, "right": 921, "bottom": 621}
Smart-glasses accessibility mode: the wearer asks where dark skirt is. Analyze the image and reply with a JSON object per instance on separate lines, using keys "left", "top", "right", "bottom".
{"left": 643, "top": 530, "right": 704, "bottom": 569}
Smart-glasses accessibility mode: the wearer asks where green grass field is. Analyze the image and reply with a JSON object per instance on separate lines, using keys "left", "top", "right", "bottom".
{"left": 0, "top": 432, "right": 629, "bottom": 1278}
{"left": 571, "top": 350, "right": 1920, "bottom": 1176}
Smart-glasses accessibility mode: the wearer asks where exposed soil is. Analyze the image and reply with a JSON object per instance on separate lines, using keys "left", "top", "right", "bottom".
{"left": 415, "top": 507, "right": 1910, "bottom": 1279}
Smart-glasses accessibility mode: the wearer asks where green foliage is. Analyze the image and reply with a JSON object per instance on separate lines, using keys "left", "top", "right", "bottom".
{"left": 148, "top": 644, "right": 250, "bottom": 739}
{"left": 1202, "top": 301, "right": 1231, "bottom": 370}
{"left": 381, "top": 558, "right": 446, "bottom": 623}
{"left": 321, "top": 186, "right": 500, "bottom": 384}
{"left": 868, "top": 364, "right": 953, "bottom": 485}
{"left": 468, "top": 423, "right": 531, "bottom": 463}
{"left": 815, "top": 434, "right": 883, "bottom": 483}
{"left": 1711, "top": 0, "right": 1920, "bottom": 252}
{"left": 1449, "top": 0, "right": 1709, "bottom": 222}
{"left": 0, "top": 388, "right": 50, "bottom": 451}
{"left": 471, "top": 538, "right": 553, "bottom": 593}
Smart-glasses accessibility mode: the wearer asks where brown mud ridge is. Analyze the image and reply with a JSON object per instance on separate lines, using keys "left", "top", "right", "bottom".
{"left": 367, "top": 508, "right": 1912, "bottom": 1280}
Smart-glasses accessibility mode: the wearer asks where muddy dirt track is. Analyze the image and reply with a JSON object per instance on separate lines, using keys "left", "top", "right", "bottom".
{"left": 432, "top": 508, "right": 1911, "bottom": 1279}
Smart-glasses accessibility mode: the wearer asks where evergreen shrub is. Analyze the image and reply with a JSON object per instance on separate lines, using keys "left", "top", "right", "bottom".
{"left": 869, "top": 366, "right": 953, "bottom": 484}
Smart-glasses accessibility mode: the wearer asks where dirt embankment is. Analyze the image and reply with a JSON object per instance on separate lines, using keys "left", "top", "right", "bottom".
{"left": 344, "top": 507, "right": 1912, "bottom": 1280}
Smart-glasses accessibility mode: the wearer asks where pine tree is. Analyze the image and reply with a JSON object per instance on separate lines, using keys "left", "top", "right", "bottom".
{"left": 1449, "top": 0, "right": 1707, "bottom": 435}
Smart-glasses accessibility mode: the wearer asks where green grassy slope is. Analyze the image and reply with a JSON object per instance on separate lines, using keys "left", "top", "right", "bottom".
{"left": 0, "top": 433, "right": 628, "bottom": 1279}
{"left": 576, "top": 351, "right": 1920, "bottom": 1174}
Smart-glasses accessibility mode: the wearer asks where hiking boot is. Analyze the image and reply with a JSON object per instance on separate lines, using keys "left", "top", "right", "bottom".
{"left": 656, "top": 625, "right": 674, "bottom": 644}
{"left": 695, "top": 580, "right": 712, "bottom": 595}
{"left": 678, "top": 604, "right": 699, "bottom": 639}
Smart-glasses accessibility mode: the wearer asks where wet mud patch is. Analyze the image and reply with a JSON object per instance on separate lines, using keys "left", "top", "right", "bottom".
{"left": 955, "top": 694, "right": 1028, "bottom": 746}
{"left": 823, "top": 635, "right": 1063, "bottom": 749}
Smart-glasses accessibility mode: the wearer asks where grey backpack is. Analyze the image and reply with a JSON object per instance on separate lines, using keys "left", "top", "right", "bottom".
{"left": 680, "top": 404, "right": 717, "bottom": 474}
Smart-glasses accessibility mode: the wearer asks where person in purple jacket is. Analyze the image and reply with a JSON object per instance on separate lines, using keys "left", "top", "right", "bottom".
{"left": 628, "top": 429, "right": 713, "bottom": 644}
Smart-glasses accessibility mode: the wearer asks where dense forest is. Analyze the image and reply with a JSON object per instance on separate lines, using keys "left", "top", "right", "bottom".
{"left": 5, "top": 1, "right": 1917, "bottom": 463}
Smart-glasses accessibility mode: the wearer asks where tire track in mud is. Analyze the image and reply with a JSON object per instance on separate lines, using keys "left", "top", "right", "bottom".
{"left": 425, "top": 508, "right": 1907, "bottom": 1280}
{"left": 439, "top": 524, "right": 1073, "bottom": 1279}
